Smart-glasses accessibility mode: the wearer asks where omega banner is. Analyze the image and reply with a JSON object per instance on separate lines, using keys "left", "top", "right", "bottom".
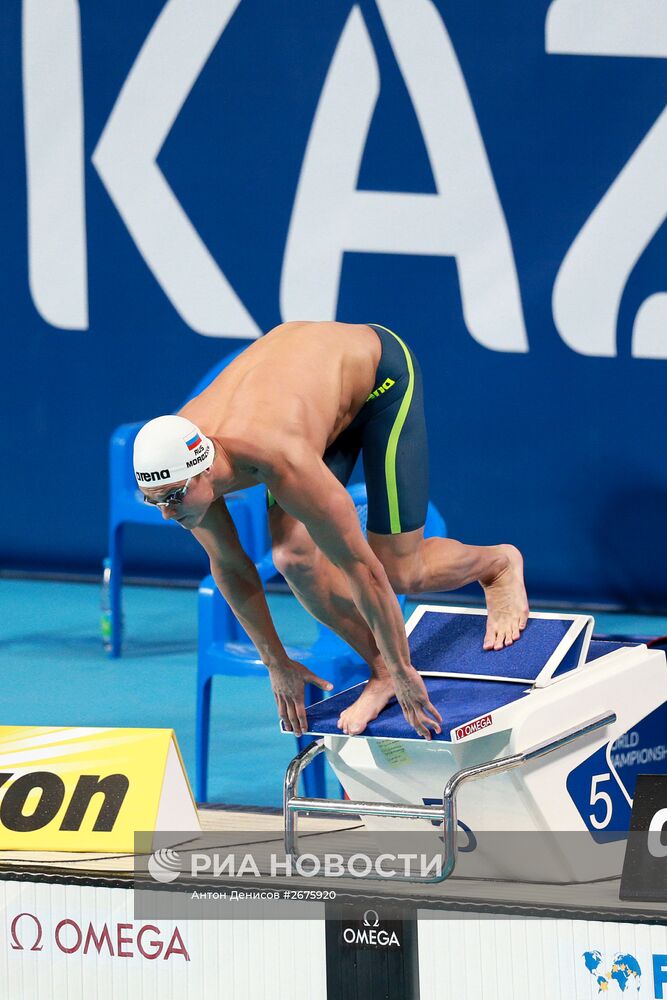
{"left": 3, "top": 882, "right": 667, "bottom": 999}
{"left": 0, "top": 726, "right": 199, "bottom": 852}
{"left": 0, "top": 880, "right": 329, "bottom": 999}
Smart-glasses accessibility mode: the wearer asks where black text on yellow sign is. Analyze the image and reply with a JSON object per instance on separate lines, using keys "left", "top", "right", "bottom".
{"left": 0, "top": 726, "right": 199, "bottom": 852}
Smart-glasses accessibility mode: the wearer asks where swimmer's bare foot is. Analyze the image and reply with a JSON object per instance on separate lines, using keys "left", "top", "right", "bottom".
{"left": 337, "top": 674, "right": 396, "bottom": 736}
{"left": 481, "top": 544, "right": 529, "bottom": 651}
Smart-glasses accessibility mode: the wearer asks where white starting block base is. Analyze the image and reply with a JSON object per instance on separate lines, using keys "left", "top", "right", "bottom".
{"left": 290, "top": 607, "right": 667, "bottom": 884}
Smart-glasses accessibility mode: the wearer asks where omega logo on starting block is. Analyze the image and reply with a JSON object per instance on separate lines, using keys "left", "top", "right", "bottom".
{"left": 454, "top": 713, "right": 493, "bottom": 741}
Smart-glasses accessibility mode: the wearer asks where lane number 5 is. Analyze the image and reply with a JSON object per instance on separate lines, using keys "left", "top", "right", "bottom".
{"left": 590, "top": 772, "right": 613, "bottom": 829}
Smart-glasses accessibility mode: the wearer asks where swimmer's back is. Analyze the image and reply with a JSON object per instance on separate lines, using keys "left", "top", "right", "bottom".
{"left": 180, "top": 321, "right": 382, "bottom": 454}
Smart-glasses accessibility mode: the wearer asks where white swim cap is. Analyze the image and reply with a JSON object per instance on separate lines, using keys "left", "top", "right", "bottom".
{"left": 133, "top": 415, "right": 215, "bottom": 487}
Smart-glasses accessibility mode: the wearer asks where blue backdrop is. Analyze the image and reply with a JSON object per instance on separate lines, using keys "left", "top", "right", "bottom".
{"left": 3, "top": 1, "right": 666, "bottom": 608}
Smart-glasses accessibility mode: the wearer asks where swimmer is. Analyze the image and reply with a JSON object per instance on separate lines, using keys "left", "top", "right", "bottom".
{"left": 133, "top": 322, "right": 529, "bottom": 739}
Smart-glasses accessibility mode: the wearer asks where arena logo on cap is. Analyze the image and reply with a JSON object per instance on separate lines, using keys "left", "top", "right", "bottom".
{"left": 136, "top": 469, "right": 170, "bottom": 482}
{"left": 453, "top": 714, "right": 493, "bottom": 741}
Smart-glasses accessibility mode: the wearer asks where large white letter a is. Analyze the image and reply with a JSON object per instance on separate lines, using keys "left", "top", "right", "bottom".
{"left": 281, "top": 1, "right": 527, "bottom": 353}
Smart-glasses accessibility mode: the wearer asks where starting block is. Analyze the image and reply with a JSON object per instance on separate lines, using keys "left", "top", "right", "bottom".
{"left": 283, "top": 606, "right": 667, "bottom": 883}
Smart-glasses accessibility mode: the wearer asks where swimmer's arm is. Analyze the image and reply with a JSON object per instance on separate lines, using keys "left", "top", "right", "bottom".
{"left": 194, "top": 500, "right": 333, "bottom": 736}
{"left": 260, "top": 450, "right": 413, "bottom": 679}
{"left": 239, "top": 440, "right": 440, "bottom": 738}
{"left": 192, "top": 500, "right": 289, "bottom": 669}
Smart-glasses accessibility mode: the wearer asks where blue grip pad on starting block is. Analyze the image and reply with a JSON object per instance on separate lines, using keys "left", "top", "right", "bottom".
{"left": 295, "top": 608, "right": 597, "bottom": 741}
{"left": 586, "top": 639, "right": 637, "bottom": 660}
{"left": 304, "top": 675, "right": 530, "bottom": 742}
{"left": 299, "top": 636, "right": 637, "bottom": 741}
{"left": 408, "top": 611, "right": 581, "bottom": 681}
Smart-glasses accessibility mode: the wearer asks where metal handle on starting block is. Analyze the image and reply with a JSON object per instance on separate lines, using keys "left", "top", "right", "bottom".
{"left": 283, "top": 711, "right": 616, "bottom": 884}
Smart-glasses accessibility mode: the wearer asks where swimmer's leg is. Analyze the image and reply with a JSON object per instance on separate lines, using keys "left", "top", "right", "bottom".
{"left": 358, "top": 324, "right": 528, "bottom": 650}
{"left": 368, "top": 528, "right": 529, "bottom": 652}
{"left": 269, "top": 506, "right": 396, "bottom": 734}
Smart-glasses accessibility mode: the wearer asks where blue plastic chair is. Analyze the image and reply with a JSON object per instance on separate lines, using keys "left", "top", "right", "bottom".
{"left": 106, "top": 347, "right": 267, "bottom": 657}
{"left": 196, "top": 483, "right": 447, "bottom": 802}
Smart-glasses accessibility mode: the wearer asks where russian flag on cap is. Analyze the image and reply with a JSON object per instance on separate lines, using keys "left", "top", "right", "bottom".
{"left": 185, "top": 432, "right": 202, "bottom": 451}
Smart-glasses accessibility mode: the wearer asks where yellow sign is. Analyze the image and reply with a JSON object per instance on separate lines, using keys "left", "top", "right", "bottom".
{"left": 0, "top": 726, "right": 199, "bottom": 852}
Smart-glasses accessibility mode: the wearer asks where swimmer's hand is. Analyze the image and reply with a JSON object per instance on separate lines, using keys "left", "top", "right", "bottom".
{"left": 393, "top": 667, "right": 443, "bottom": 740}
{"left": 268, "top": 659, "right": 334, "bottom": 738}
